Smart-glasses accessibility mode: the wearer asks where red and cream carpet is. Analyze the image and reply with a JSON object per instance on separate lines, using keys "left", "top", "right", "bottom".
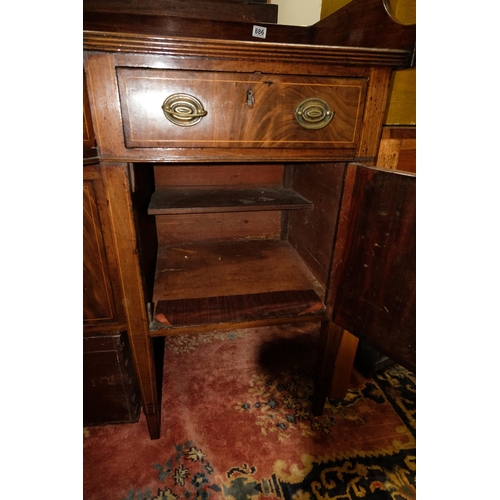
{"left": 83, "top": 323, "right": 416, "bottom": 499}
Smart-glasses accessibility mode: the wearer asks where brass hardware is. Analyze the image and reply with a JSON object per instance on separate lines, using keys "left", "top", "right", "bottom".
{"left": 294, "top": 98, "right": 334, "bottom": 130}
{"left": 161, "top": 93, "right": 207, "bottom": 127}
{"left": 246, "top": 89, "right": 255, "bottom": 107}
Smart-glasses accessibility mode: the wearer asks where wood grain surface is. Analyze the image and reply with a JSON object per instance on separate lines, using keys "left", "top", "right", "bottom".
{"left": 148, "top": 187, "right": 313, "bottom": 214}
{"left": 154, "top": 289, "right": 325, "bottom": 329}
{"left": 117, "top": 68, "right": 367, "bottom": 150}
{"left": 331, "top": 165, "right": 416, "bottom": 371}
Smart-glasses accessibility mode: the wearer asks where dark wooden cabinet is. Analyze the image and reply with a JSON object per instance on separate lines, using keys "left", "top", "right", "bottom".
{"left": 83, "top": 0, "right": 415, "bottom": 438}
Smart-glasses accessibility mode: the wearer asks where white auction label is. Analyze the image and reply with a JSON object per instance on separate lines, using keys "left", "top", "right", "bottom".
{"left": 252, "top": 25, "right": 267, "bottom": 39}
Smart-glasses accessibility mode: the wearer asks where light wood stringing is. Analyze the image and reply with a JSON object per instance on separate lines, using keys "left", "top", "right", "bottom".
{"left": 117, "top": 69, "right": 367, "bottom": 149}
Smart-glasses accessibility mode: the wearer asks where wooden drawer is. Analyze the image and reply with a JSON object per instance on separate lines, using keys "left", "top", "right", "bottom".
{"left": 117, "top": 68, "right": 367, "bottom": 150}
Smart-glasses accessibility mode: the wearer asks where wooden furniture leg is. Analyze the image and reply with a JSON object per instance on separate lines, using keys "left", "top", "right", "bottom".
{"left": 313, "top": 322, "right": 359, "bottom": 415}
{"left": 328, "top": 329, "right": 359, "bottom": 399}
{"left": 103, "top": 163, "right": 161, "bottom": 439}
{"left": 312, "top": 321, "right": 340, "bottom": 415}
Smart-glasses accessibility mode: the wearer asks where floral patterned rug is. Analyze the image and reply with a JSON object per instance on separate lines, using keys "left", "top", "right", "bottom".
{"left": 83, "top": 324, "right": 416, "bottom": 499}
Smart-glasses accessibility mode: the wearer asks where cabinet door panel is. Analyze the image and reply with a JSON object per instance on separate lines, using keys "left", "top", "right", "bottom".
{"left": 331, "top": 164, "right": 416, "bottom": 372}
{"left": 83, "top": 181, "right": 114, "bottom": 321}
{"left": 83, "top": 166, "right": 125, "bottom": 330}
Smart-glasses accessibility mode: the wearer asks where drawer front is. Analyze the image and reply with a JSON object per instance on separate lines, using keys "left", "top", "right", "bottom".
{"left": 117, "top": 69, "right": 367, "bottom": 149}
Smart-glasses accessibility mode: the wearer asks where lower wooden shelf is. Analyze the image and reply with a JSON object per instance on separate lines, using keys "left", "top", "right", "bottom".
{"left": 148, "top": 187, "right": 313, "bottom": 214}
{"left": 150, "top": 239, "right": 326, "bottom": 333}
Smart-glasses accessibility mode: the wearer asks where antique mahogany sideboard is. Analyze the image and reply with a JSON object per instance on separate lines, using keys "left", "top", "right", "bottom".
{"left": 83, "top": 0, "right": 416, "bottom": 438}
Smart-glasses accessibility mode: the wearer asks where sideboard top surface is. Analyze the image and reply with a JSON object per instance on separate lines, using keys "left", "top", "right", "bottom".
{"left": 83, "top": 0, "right": 415, "bottom": 68}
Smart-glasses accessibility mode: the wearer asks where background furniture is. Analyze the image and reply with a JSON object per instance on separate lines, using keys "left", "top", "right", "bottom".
{"left": 83, "top": 0, "right": 415, "bottom": 438}
{"left": 83, "top": 0, "right": 278, "bottom": 24}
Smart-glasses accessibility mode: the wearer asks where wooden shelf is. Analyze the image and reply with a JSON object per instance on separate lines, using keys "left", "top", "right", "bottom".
{"left": 148, "top": 188, "right": 313, "bottom": 215}
{"left": 150, "top": 240, "right": 326, "bottom": 332}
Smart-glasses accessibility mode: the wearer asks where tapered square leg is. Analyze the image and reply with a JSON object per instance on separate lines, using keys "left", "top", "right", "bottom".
{"left": 312, "top": 321, "right": 359, "bottom": 415}
{"left": 144, "top": 403, "right": 161, "bottom": 440}
{"left": 312, "top": 321, "right": 343, "bottom": 416}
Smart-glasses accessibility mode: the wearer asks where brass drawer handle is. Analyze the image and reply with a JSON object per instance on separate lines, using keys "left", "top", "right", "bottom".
{"left": 161, "top": 93, "right": 207, "bottom": 127}
{"left": 295, "top": 98, "right": 334, "bottom": 130}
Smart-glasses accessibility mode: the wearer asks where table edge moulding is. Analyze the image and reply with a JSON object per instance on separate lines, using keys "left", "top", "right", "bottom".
{"left": 83, "top": 0, "right": 416, "bottom": 439}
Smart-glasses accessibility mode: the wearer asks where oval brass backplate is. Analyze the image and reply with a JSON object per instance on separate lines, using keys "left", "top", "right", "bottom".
{"left": 295, "top": 98, "right": 334, "bottom": 130}
{"left": 161, "top": 93, "right": 207, "bottom": 127}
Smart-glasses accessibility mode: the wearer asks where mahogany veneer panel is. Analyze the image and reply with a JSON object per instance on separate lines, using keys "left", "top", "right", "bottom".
{"left": 83, "top": 182, "right": 114, "bottom": 322}
{"left": 332, "top": 166, "right": 416, "bottom": 372}
{"left": 84, "top": 11, "right": 306, "bottom": 45}
{"left": 152, "top": 240, "right": 325, "bottom": 303}
{"left": 288, "top": 162, "right": 345, "bottom": 288}
{"left": 83, "top": 165, "right": 127, "bottom": 333}
{"left": 153, "top": 164, "right": 284, "bottom": 188}
{"left": 148, "top": 187, "right": 313, "bottom": 214}
{"left": 117, "top": 69, "right": 367, "bottom": 149}
{"left": 83, "top": 0, "right": 278, "bottom": 24}
{"left": 155, "top": 211, "right": 281, "bottom": 244}
{"left": 153, "top": 289, "right": 324, "bottom": 330}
